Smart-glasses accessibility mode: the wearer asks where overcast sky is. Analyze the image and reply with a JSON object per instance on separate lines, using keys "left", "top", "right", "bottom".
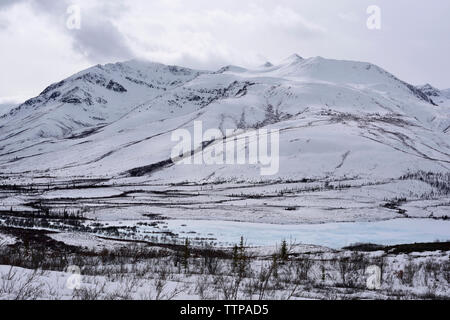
{"left": 0, "top": 0, "right": 449, "bottom": 104}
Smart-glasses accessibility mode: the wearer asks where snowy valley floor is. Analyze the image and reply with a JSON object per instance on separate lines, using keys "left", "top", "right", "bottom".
{"left": 0, "top": 228, "right": 449, "bottom": 300}
{"left": 0, "top": 173, "right": 449, "bottom": 300}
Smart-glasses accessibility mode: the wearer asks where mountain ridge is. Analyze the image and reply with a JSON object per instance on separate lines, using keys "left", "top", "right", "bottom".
{"left": 0, "top": 54, "right": 448, "bottom": 181}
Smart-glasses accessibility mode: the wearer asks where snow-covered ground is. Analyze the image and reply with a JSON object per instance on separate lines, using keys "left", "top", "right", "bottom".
{"left": 0, "top": 55, "right": 449, "bottom": 299}
{"left": 0, "top": 244, "right": 448, "bottom": 300}
{"left": 0, "top": 233, "right": 16, "bottom": 246}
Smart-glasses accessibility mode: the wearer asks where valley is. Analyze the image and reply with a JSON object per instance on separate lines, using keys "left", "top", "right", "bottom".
{"left": 0, "top": 55, "right": 449, "bottom": 299}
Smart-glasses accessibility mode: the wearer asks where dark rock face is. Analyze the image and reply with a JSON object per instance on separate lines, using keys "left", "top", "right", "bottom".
{"left": 167, "top": 65, "right": 196, "bottom": 76}
{"left": 106, "top": 80, "right": 127, "bottom": 92}
{"left": 75, "top": 73, "right": 107, "bottom": 86}
{"left": 75, "top": 72, "right": 127, "bottom": 93}
{"left": 418, "top": 84, "right": 441, "bottom": 97}
{"left": 61, "top": 97, "right": 82, "bottom": 104}
{"left": 60, "top": 87, "right": 93, "bottom": 105}
{"left": 406, "top": 84, "right": 437, "bottom": 106}
{"left": 168, "top": 80, "right": 256, "bottom": 109}
{"left": 24, "top": 97, "right": 43, "bottom": 106}
{"left": 40, "top": 80, "right": 66, "bottom": 96}
{"left": 49, "top": 91, "right": 61, "bottom": 100}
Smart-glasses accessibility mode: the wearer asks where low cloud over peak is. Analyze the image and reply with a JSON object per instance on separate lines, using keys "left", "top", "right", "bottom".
{"left": 0, "top": 0, "right": 449, "bottom": 101}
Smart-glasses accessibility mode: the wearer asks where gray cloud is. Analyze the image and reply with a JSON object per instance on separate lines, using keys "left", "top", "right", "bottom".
{"left": 69, "top": 2, "right": 133, "bottom": 62}
{"left": 70, "top": 17, "right": 134, "bottom": 62}
{"left": 13, "top": 0, "right": 133, "bottom": 63}
{"left": 30, "top": 0, "right": 67, "bottom": 13}
{"left": 0, "top": 0, "right": 449, "bottom": 103}
{"left": 0, "top": 0, "right": 21, "bottom": 10}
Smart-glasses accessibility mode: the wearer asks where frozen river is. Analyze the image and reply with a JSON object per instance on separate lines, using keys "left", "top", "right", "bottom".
{"left": 162, "top": 218, "right": 450, "bottom": 248}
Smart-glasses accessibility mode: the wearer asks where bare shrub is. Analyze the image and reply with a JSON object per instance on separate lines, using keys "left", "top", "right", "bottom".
{"left": 217, "top": 274, "right": 243, "bottom": 300}
{"left": 0, "top": 267, "right": 45, "bottom": 300}
{"left": 72, "top": 279, "right": 107, "bottom": 300}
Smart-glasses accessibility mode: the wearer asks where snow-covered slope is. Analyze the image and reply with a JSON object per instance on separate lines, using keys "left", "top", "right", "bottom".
{"left": 0, "top": 60, "right": 204, "bottom": 139}
{"left": 415, "top": 84, "right": 450, "bottom": 133}
{"left": 0, "top": 103, "right": 17, "bottom": 117}
{"left": 0, "top": 55, "right": 448, "bottom": 182}
{"left": 416, "top": 84, "right": 450, "bottom": 106}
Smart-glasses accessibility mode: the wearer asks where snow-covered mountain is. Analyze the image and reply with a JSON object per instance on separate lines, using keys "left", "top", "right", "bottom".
{"left": 0, "top": 61, "right": 204, "bottom": 139}
{"left": 416, "top": 83, "right": 450, "bottom": 106}
{"left": 0, "top": 55, "right": 449, "bottom": 181}
{"left": 0, "top": 103, "right": 17, "bottom": 117}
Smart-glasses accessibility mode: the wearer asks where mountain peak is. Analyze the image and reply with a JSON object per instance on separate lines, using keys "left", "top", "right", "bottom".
{"left": 215, "top": 65, "right": 247, "bottom": 73}
{"left": 282, "top": 53, "right": 304, "bottom": 64}
{"left": 421, "top": 83, "right": 437, "bottom": 90}
{"left": 416, "top": 83, "right": 441, "bottom": 98}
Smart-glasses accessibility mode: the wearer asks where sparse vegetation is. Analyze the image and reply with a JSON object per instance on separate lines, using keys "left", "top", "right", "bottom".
{"left": 0, "top": 229, "right": 448, "bottom": 300}
{"left": 0, "top": 175, "right": 449, "bottom": 300}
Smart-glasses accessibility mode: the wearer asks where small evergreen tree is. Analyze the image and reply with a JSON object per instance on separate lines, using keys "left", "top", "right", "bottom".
{"left": 321, "top": 264, "right": 326, "bottom": 282}
{"left": 182, "top": 238, "right": 190, "bottom": 272}
{"left": 239, "top": 236, "right": 248, "bottom": 276}
{"left": 280, "top": 240, "right": 288, "bottom": 262}
{"left": 232, "top": 236, "right": 249, "bottom": 278}
{"left": 232, "top": 244, "right": 239, "bottom": 272}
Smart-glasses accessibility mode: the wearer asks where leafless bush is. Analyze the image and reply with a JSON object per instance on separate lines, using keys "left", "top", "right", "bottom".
{"left": 201, "top": 251, "right": 222, "bottom": 275}
{"left": 217, "top": 274, "right": 243, "bottom": 300}
{"left": 0, "top": 267, "right": 45, "bottom": 300}
{"left": 72, "top": 279, "right": 107, "bottom": 300}
{"left": 105, "top": 276, "right": 142, "bottom": 300}
{"left": 138, "top": 263, "right": 186, "bottom": 300}
{"left": 402, "top": 258, "right": 418, "bottom": 286}
{"left": 295, "top": 256, "right": 314, "bottom": 282}
{"left": 246, "top": 260, "right": 277, "bottom": 300}
{"left": 337, "top": 257, "right": 351, "bottom": 286}
{"left": 195, "top": 275, "right": 210, "bottom": 299}
{"left": 443, "top": 260, "right": 450, "bottom": 284}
